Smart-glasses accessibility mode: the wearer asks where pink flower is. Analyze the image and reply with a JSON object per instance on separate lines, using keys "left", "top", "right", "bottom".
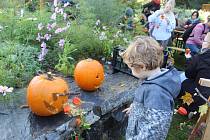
{"left": 51, "top": 13, "right": 57, "bottom": 20}
{"left": 44, "top": 34, "right": 51, "bottom": 41}
{"left": 38, "top": 47, "right": 48, "bottom": 61}
{"left": 63, "top": 2, "right": 69, "bottom": 8}
{"left": 59, "top": 8, "right": 64, "bottom": 15}
{"left": 54, "top": 0, "right": 58, "bottom": 7}
{"left": 55, "top": 28, "right": 63, "bottom": 34}
{"left": 51, "top": 22, "right": 57, "bottom": 28}
{"left": 63, "top": 13, "right": 67, "bottom": 20}
{"left": 55, "top": 7, "right": 59, "bottom": 13}
{"left": 38, "top": 23, "right": 44, "bottom": 30}
{"left": 47, "top": 24, "right": 52, "bottom": 31}
{"left": 41, "top": 42, "right": 47, "bottom": 48}
{"left": 59, "top": 39, "right": 65, "bottom": 48}
{"left": 36, "top": 33, "right": 42, "bottom": 42}
{"left": 0, "top": 85, "right": 13, "bottom": 96}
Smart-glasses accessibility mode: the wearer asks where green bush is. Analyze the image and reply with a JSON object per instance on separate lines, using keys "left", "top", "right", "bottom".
{"left": 0, "top": 42, "right": 41, "bottom": 87}
{"left": 0, "top": 10, "right": 51, "bottom": 45}
{"left": 65, "top": 23, "right": 112, "bottom": 61}
{"left": 83, "top": 0, "right": 126, "bottom": 25}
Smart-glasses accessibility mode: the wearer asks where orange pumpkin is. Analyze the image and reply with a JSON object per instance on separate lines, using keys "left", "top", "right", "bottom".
{"left": 27, "top": 73, "right": 69, "bottom": 116}
{"left": 74, "top": 58, "right": 104, "bottom": 91}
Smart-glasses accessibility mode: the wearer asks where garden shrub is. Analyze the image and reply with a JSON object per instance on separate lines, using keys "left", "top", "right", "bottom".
{"left": 0, "top": 42, "right": 41, "bottom": 87}
{"left": 83, "top": 0, "right": 126, "bottom": 25}
{"left": 0, "top": 10, "right": 51, "bottom": 44}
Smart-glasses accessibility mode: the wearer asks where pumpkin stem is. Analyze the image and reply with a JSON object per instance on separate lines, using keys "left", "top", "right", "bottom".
{"left": 46, "top": 72, "right": 55, "bottom": 80}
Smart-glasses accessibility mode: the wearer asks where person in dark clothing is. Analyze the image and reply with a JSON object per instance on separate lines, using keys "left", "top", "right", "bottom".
{"left": 183, "top": 11, "right": 200, "bottom": 29}
{"left": 179, "top": 32, "right": 210, "bottom": 115}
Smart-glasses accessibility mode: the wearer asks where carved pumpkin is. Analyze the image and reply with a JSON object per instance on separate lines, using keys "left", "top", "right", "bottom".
{"left": 74, "top": 58, "right": 104, "bottom": 91}
{"left": 27, "top": 73, "right": 69, "bottom": 116}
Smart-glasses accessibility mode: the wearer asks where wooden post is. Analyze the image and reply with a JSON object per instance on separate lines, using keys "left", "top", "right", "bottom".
{"left": 40, "top": 0, "right": 44, "bottom": 11}
{"left": 188, "top": 78, "right": 210, "bottom": 140}
{"left": 203, "top": 107, "right": 210, "bottom": 140}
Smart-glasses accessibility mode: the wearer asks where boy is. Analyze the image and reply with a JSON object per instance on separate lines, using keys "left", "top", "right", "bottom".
{"left": 120, "top": 36, "right": 181, "bottom": 140}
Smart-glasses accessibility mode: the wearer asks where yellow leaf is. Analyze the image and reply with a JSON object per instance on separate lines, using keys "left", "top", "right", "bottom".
{"left": 198, "top": 103, "right": 208, "bottom": 117}
{"left": 181, "top": 92, "right": 194, "bottom": 106}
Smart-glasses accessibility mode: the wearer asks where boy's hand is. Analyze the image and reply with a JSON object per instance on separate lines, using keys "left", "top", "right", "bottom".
{"left": 185, "top": 48, "right": 192, "bottom": 58}
{"left": 122, "top": 105, "right": 132, "bottom": 115}
{"left": 122, "top": 107, "right": 131, "bottom": 115}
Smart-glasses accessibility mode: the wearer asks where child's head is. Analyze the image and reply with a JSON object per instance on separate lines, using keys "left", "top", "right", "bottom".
{"left": 120, "top": 36, "right": 163, "bottom": 79}
{"left": 202, "top": 32, "right": 210, "bottom": 49}
{"left": 164, "top": 0, "right": 175, "bottom": 13}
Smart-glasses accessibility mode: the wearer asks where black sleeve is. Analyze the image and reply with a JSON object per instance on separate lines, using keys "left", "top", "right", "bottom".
{"left": 185, "top": 55, "right": 199, "bottom": 80}
{"left": 185, "top": 19, "right": 191, "bottom": 25}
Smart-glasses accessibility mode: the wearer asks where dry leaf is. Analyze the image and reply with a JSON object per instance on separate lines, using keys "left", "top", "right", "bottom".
{"left": 198, "top": 103, "right": 208, "bottom": 117}
{"left": 181, "top": 92, "right": 194, "bottom": 106}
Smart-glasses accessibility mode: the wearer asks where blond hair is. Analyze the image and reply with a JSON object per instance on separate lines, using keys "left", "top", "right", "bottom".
{"left": 120, "top": 36, "right": 163, "bottom": 70}
{"left": 165, "top": 0, "right": 176, "bottom": 11}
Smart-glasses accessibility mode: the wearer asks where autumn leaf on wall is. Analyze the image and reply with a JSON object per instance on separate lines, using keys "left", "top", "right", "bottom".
{"left": 181, "top": 92, "right": 194, "bottom": 106}
{"left": 198, "top": 103, "right": 208, "bottom": 117}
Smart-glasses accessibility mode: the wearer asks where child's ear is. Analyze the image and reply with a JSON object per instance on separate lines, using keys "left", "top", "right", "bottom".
{"left": 141, "top": 63, "right": 146, "bottom": 71}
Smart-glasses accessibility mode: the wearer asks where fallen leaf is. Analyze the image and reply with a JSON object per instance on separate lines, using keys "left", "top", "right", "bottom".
{"left": 72, "top": 97, "right": 82, "bottom": 106}
{"left": 198, "top": 103, "right": 208, "bottom": 117}
{"left": 181, "top": 92, "right": 194, "bottom": 106}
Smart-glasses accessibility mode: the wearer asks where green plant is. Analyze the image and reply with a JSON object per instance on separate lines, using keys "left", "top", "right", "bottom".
{"left": 0, "top": 42, "right": 41, "bottom": 87}
{"left": 55, "top": 43, "right": 76, "bottom": 76}
{"left": 83, "top": 0, "right": 126, "bottom": 25}
{"left": 0, "top": 10, "right": 51, "bottom": 45}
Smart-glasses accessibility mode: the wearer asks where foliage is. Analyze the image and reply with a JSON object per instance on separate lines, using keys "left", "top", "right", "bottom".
{"left": 64, "top": 97, "right": 91, "bottom": 137}
{"left": 55, "top": 43, "right": 76, "bottom": 76}
{"left": 83, "top": 0, "right": 126, "bottom": 25}
{"left": 0, "top": 42, "right": 40, "bottom": 87}
{"left": 0, "top": 10, "right": 50, "bottom": 45}
{"left": 176, "top": 0, "right": 210, "bottom": 9}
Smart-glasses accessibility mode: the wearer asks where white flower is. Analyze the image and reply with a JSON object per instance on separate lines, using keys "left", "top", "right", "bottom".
{"left": 63, "top": 13, "right": 67, "bottom": 20}
{"left": 64, "top": 2, "right": 70, "bottom": 8}
{"left": 51, "top": 13, "right": 57, "bottom": 20}
{"left": 54, "top": 0, "right": 58, "bottom": 7}
{"left": 59, "top": 8, "right": 64, "bottom": 15}
{"left": 0, "top": 25, "right": 3, "bottom": 31}
{"left": 20, "top": 9, "right": 24, "bottom": 17}
{"left": 102, "top": 26, "right": 107, "bottom": 30}
{"left": 95, "top": 19, "right": 100, "bottom": 26}
{"left": 0, "top": 85, "right": 13, "bottom": 96}
{"left": 51, "top": 22, "right": 57, "bottom": 28}
{"left": 38, "top": 23, "right": 44, "bottom": 30}
{"left": 55, "top": 7, "right": 60, "bottom": 13}
{"left": 99, "top": 32, "right": 107, "bottom": 40}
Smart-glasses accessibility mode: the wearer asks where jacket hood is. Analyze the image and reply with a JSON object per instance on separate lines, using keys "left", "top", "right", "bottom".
{"left": 143, "top": 68, "right": 181, "bottom": 99}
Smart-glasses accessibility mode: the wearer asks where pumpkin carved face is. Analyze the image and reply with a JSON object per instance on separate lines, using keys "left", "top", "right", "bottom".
{"left": 74, "top": 59, "right": 104, "bottom": 91}
{"left": 27, "top": 74, "right": 69, "bottom": 116}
